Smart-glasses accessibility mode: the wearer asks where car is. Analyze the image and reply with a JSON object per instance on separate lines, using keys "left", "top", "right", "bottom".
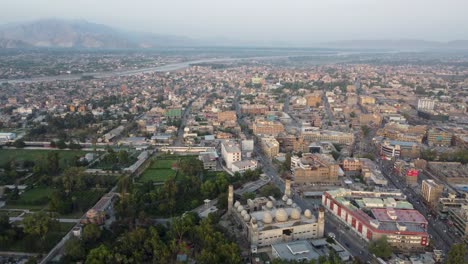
{"left": 328, "top": 232, "right": 336, "bottom": 239}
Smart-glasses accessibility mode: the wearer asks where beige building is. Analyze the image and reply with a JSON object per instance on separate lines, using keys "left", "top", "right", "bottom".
{"left": 291, "top": 154, "right": 340, "bottom": 184}
{"left": 421, "top": 180, "right": 444, "bottom": 207}
{"left": 253, "top": 121, "right": 285, "bottom": 136}
{"left": 359, "top": 96, "right": 375, "bottom": 105}
{"left": 260, "top": 136, "right": 280, "bottom": 159}
{"left": 301, "top": 130, "right": 354, "bottom": 145}
{"left": 427, "top": 128, "right": 453, "bottom": 147}
{"left": 229, "top": 186, "right": 325, "bottom": 250}
{"left": 217, "top": 111, "right": 237, "bottom": 122}
{"left": 305, "top": 93, "right": 322, "bottom": 107}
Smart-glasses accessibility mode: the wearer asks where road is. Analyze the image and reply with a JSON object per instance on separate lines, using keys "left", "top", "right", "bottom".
{"left": 174, "top": 95, "right": 200, "bottom": 146}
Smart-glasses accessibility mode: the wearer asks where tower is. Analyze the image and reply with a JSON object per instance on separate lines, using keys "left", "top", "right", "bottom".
{"left": 228, "top": 185, "right": 234, "bottom": 213}
{"left": 317, "top": 206, "right": 325, "bottom": 238}
{"left": 284, "top": 179, "right": 291, "bottom": 197}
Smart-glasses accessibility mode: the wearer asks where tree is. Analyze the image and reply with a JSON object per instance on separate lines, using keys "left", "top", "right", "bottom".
{"left": 117, "top": 150, "right": 129, "bottom": 165}
{"left": 47, "top": 151, "right": 60, "bottom": 174}
{"left": 56, "top": 139, "right": 67, "bottom": 149}
{"left": 368, "top": 236, "right": 392, "bottom": 259}
{"left": 22, "top": 212, "right": 58, "bottom": 241}
{"left": 64, "top": 237, "right": 85, "bottom": 261}
{"left": 82, "top": 224, "right": 102, "bottom": 244}
{"left": 86, "top": 244, "right": 113, "bottom": 264}
{"left": 13, "top": 139, "right": 25, "bottom": 148}
{"left": 259, "top": 184, "right": 282, "bottom": 199}
{"left": 445, "top": 243, "right": 467, "bottom": 264}
{"left": 361, "top": 125, "right": 370, "bottom": 138}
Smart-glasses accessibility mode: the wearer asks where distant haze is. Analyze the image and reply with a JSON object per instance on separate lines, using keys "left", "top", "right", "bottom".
{"left": 2, "top": 0, "right": 468, "bottom": 46}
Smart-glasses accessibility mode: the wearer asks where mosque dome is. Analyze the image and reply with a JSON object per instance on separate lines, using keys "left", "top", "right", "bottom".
{"left": 237, "top": 205, "right": 244, "bottom": 212}
{"left": 276, "top": 208, "right": 289, "bottom": 222}
{"left": 282, "top": 195, "right": 288, "bottom": 201}
{"left": 266, "top": 201, "right": 273, "bottom": 209}
{"left": 243, "top": 214, "right": 251, "bottom": 222}
{"left": 291, "top": 208, "right": 301, "bottom": 220}
{"left": 286, "top": 199, "right": 293, "bottom": 206}
{"left": 241, "top": 210, "right": 247, "bottom": 216}
{"left": 304, "top": 209, "right": 312, "bottom": 219}
{"left": 234, "top": 201, "right": 241, "bottom": 208}
{"left": 263, "top": 212, "right": 273, "bottom": 224}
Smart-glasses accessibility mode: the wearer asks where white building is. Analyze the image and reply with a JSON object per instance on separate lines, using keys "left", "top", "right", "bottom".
{"left": 417, "top": 98, "right": 435, "bottom": 111}
{"left": 241, "top": 139, "right": 254, "bottom": 152}
{"left": 221, "top": 140, "right": 241, "bottom": 169}
{"left": 0, "top": 132, "right": 16, "bottom": 142}
{"left": 232, "top": 160, "right": 258, "bottom": 173}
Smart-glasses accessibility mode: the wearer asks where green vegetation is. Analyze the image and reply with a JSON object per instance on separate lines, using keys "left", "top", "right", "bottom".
{"left": 421, "top": 149, "right": 468, "bottom": 164}
{"left": 368, "top": 236, "right": 392, "bottom": 259}
{"left": 0, "top": 149, "right": 88, "bottom": 169}
{"left": 445, "top": 243, "right": 467, "bottom": 264}
{"left": 137, "top": 158, "right": 179, "bottom": 183}
{"left": 91, "top": 148, "right": 136, "bottom": 170}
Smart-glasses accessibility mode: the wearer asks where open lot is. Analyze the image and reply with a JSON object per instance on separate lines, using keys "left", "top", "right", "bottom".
{"left": 0, "top": 149, "right": 89, "bottom": 168}
{"left": 137, "top": 158, "right": 180, "bottom": 183}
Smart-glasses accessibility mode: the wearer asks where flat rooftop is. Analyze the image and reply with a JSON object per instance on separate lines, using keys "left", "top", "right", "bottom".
{"left": 371, "top": 208, "right": 427, "bottom": 224}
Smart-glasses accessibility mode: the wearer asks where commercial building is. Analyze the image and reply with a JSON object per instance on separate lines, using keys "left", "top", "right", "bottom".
{"left": 301, "top": 130, "right": 354, "bottom": 145}
{"left": 231, "top": 160, "right": 258, "bottom": 173}
{"left": 305, "top": 93, "right": 322, "bottom": 107}
{"left": 199, "top": 151, "right": 218, "bottom": 171}
{"left": 271, "top": 241, "right": 320, "bottom": 262}
{"left": 417, "top": 98, "right": 435, "bottom": 111}
{"left": 260, "top": 136, "right": 280, "bottom": 159}
{"left": 241, "top": 104, "right": 268, "bottom": 115}
{"left": 421, "top": 180, "right": 444, "bottom": 207}
{"left": 379, "top": 140, "right": 420, "bottom": 160}
{"left": 447, "top": 205, "right": 468, "bottom": 240}
{"left": 221, "top": 141, "right": 242, "bottom": 169}
{"left": 291, "top": 153, "right": 340, "bottom": 184}
{"left": 427, "top": 128, "right": 453, "bottom": 147}
{"left": 359, "top": 96, "right": 376, "bottom": 105}
{"left": 253, "top": 120, "right": 285, "bottom": 136}
{"left": 323, "top": 189, "right": 429, "bottom": 251}
{"left": 341, "top": 158, "right": 387, "bottom": 185}
{"left": 228, "top": 186, "right": 324, "bottom": 250}
{"left": 359, "top": 113, "right": 382, "bottom": 126}
{"left": 217, "top": 111, "right": 237, "bottom": 122}
{"left": 426, "top": 162, "right": 468, "bottom": 185}
{"left": 276, "top": 134, "right": 304, "bottom": 152}
{"left": 417, "top": 110, "right": 449, "bottom": 121}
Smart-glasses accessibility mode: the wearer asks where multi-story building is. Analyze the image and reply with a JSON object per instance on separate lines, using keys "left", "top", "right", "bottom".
{"left": 447, "top": 205, "right": 468, "bottom": 241}
{"left": 427, "top": 128, "right": 453, "bottom": 147}
{"left": 341, "top": 158, "right": 361, "bottom": 172}
{"left": 276, "top": 134, "right": 304, "bottom": 152}
{"left": 301, "top": 130, "right": 354, "bottom": 145}
{"left": 241, "top": 139, "right": 254, "bottom": 152}
{"left": 217, "top": 111, "right": 237, "bottom": 122}
{"left": 378, "top": 140, "right": 420, "bottom": 160}
{"left": 291, "top": 154, "right": 340, "bottom": 184}
{"left": 228, "top": 185, "right": 324, "bottom": 250}
{"left": 421, "top": 180, "right": 444, "bottom": 207}
{"left": 359, "top": 113, "right": 382, "bottom": 126}
{"left": 305, "top": 93, "right": 322, "bottom": 107}
{"left": 417, "top": 98, "right": 435, "bottom": 111}
{"left": 241, "top": 104, "right": 268, "bottom": 115}
{"left": 341, "top": 158, "right": 387, "bottom": 185}
{"left": 221, "top": 141, "right": 241, "bottom": 169}
{"left": 426, "top": 162, "right": 468, "bottom": 185}
{"left": 323, "top": 189, "right": 429, "bottom": 251}
{"left": 359, "top": 96, "right": 375, "bottom": 105}
{"left": 253, "top": 120, "right": 285, "bottom": 136}
{"left": 260, "top": 136, "right": 280, "bottom": 159}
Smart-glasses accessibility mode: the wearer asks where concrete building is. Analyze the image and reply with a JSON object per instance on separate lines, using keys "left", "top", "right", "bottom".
{"left": 221, "top": 141, "right": 241, "bottom": 169}
{"left": 447, "top": 204, "right": 468, "bottom": 240}
{"left": 241, "top": 139, "right": 254, "bottom": 152}
{"left": 379, "top": 140, "right": 420, "bottom": 160}
{"left": 199, "top": 151, "right": 218, "bottom": 171}
{"left": 231, "top": 160, "right": 258, "bottom": 173}
{"left": 421, "top": 180, "right": 444, "bottom": 207}
{"left": 241, "top": 104, "right": 268, "bottom": 115}
{"left": 271, "top": 241, "right": 320, "bottom": 262}
{"left": 260, "top": 136, "right": 280, "bottom": 159}
{"left": 229, "top": 186, "right": 325, "bottom": 250}
{"left": 305, "top": 93, "right": 322, "bottom": 107}
{"left": 323, "top": 189, "right": 429, "bottom": 252}
{"left": 301, "top": 130, "right": 354, "bottom": 145}
{"left": 253, "top": 120, "right": 285, "bottom": 136}
{"left": 291, "top": 153, "right": 340, "bottom": 184}
{"left": 417, "top": 98, "right": 435, "bottom": 111}
{"left": 359, "top": 96, "right": 376, "bottom": 105}
{"left": 217, "top": 111, "right": 237, "bottom": 122}
{"left": 427, "top": 128, "right": 453, "bottom": 147}
{"left": 0, "top": 132, "right": 16, "bottom": 142}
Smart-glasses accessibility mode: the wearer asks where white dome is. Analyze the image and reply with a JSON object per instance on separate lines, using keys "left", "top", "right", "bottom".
{"left": 276, "top": 209, "right": 288, "bottom": 222}
{"left": 282, "top": 195, "right": 288, "bottom": 201}
{"left": 292, "top": 203, "right": 297, "bottom": 208}
{"left": 234, "top": 201, "right": 240, "bottom": 208}
{"left": 291, "top": 208, "right": 301, "bottom": 220}
{"left": 251, "top": 217, "right": 257, "bottom": 224}
{"left": 241, "top": 210, "right": 247, "bottom": 216}
{"left": 243, "top": 214, "right": 251, "bottom": 221}
{"left": 266, "top": 201, "right": 273, "bottom": 209}
{"left": 304, "top": 209, "right": 312, "bottom": 219}
{"left": 237, "top": 205, "right": 244, "bottom": 212}
{"left": 286, "top": 199, "right": 293, "bottom": 205}
{"left": 263, "top": 212, "right": 273, "bottom": 224}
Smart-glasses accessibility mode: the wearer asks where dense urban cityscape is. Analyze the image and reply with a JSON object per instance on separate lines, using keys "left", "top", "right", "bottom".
{"left": 1, "top": 1, "right": 468, "bottom": 263}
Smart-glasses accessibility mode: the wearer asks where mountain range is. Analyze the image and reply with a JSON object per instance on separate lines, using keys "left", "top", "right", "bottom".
{"left": 0, "top": 19, "right": 467, "bottom": 50}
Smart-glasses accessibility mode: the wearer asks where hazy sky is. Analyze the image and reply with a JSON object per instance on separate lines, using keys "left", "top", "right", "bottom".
{"left": 2, "top": 0, "right": 468, "bottom": 44}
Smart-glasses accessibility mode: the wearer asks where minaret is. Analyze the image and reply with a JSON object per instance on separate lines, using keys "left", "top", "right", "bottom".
{"left": 317, "top": 206, "right": 325, "bottom": 237}
{"left": 285, "top": 179, "right": 291, "bottom": 197}
{"left": 228, "top": 185, "right": 234, "bottom": 213}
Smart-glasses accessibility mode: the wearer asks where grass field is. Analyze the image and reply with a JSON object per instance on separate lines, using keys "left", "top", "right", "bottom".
{"left": 3, "top": 186, "right": 54, "bottom": 210}
{"left": 138, "top": 168, "right": 177, "bottom": 183}
{"left": 0, "top": 149, "right": 88, "bottom": 168}
{"left": 149, "top": 159, "right": 178, "bottom": 169}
